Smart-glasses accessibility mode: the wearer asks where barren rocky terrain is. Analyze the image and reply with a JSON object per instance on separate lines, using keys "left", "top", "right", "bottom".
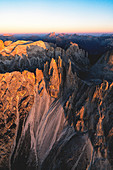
{"left": 0, "top": 39, "right": 113, "bottom": 169}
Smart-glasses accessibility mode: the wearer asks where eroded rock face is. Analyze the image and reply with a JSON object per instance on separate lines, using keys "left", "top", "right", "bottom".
{"left": 0, "top": 40, "right": 4, "bottom": 51}
{"left": 0, "top": 71, "right": 35, "bottom": 169}
{"left": 10, "top": 64, "right": 94, "bottom": 170}
{"left": 89, "top": 50, "right": 113, "bottom": 82}
{"left": 4, "top": 41, "right": 12, "bottom": 47}
{"left": 0, "top": 40, "right": 113, "bottom": 170}
{"left": 0, "top": 40, "right": 88, "bottom": 73}
{"left": 66, "top": 42, "right": 89, "bottom": 70}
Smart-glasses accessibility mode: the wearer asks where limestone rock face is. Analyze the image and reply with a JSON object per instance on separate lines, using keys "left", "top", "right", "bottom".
{"left": 0, "top": 40, "right": 4, "bottom": 51}
{"left": 0, "top": 40, "right": 113, "bottom": 170}
{"left": 4, "top": 41, "right": 12, "bottom": 47}
{"left": 0, "top": 40, "right": 88, "bottom": 73}
{"left": 66, "top": 43, "right": 89, "bottom": 70}
{"left": 0, "top": 71, "right": 35, "bottom": 169}
{"left": 0, "top": 40, "right": 49, "bottom": 57}
{"left": 55, "top": 47, "right": 65, "bottom": 59}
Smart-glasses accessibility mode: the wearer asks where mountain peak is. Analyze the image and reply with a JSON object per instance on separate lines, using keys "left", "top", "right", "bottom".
{"left": 48, "top": 32, "right": 56, "bottom": 38}
{"left": 70, "top": 41, "right": 78, "bottom": 47}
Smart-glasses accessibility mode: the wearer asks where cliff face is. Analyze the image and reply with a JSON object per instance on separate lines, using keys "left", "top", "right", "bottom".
{"left": 0, "top": 40, "right": 89, "bottom": 73}
{"left": 0, "top": 71, "right": 35, "bottom": 169}
{"left": 0, "top": 40, "right": 113, "bottom": 170}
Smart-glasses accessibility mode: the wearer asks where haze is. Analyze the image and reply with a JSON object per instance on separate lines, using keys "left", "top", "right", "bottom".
{"left": 0, "top": 0, "right": 113, "bottom": 34}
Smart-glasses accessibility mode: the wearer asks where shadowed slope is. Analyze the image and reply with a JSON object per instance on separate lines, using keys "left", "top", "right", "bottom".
{"left": 10, "top": 68, "right": 93, "bottom": 170}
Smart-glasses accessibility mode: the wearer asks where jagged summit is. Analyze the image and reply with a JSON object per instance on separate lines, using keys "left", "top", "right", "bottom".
{"left": 0, "top": 39, "right": 113, "bottom": 83}
{"left": 88, "top": 50, "right": 113, "bottom": 82}
{"left": 0, "top": 39, "right": 113, "bottom": 170}
{"left": 70, "top": 41, "right": 78, "bottom": 47}
{"left": 0, "top": 40, "right": 89, "bottom": 75}
{"left": 48, "top": 32, "right": 56, "bottom": 38}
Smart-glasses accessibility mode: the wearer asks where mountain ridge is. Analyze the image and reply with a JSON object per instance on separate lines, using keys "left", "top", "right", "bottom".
{"left": 0, "top": 40, "right": 113, "bottom": 169}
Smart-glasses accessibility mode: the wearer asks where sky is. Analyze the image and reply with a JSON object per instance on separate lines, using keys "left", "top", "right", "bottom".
{"left": 0, "top": 0, "right": 113, "bottom": 34}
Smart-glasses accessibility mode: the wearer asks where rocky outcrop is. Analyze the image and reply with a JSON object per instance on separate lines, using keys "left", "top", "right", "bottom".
{"left": 0, "top": 40, "right": 50, "bottom": 57}
{"left": 88, "top": 50, "right": 113, "bottom": 82}
{"left": 66, "top": 42, "right": 89, "bottom": 70}
{"left": 0, "top": 40, "right": 4, "bottom": 51}
{"left": 0, "top": 40, "right": 113, "bottom": 169}
{"left": 4, "top": 41, "right": 12, "bottom": 47}
{"left": 10, "top": 57, "right": 113, "bottom": 170}
{"left": 0, "top": 71, "right": 35, "bottom": 169}
{"left": 47, "top": 32, "right": 56, "bottom": 39}
{"left": 0, "top": 40, "right": 88, "bottom": 73}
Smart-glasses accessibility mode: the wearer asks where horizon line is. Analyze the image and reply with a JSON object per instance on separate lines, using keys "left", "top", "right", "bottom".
{"left": 0, "top": 31, "right": 113, "bottom": 35}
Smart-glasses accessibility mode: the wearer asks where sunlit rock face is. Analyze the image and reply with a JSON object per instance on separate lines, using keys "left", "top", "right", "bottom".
{"left": 10, "top": 63, "right": 94, "bottom": 170}
{"left": 0, "top": 40, "right": 49, "bottom": 57}
{"left": 4, "top": 41, "right": 13, "bottom": 47}
{"left": 0, "top": 71, "right": 35, "bottom": 169}
{"left": 0, "top": 40, "right": 113, "bottom": 170}
{"left": 0, "top": 40, "right": 4, "bottom": 51}
{"left": 0, "top": 40, "right": 89, "bottom": 73}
